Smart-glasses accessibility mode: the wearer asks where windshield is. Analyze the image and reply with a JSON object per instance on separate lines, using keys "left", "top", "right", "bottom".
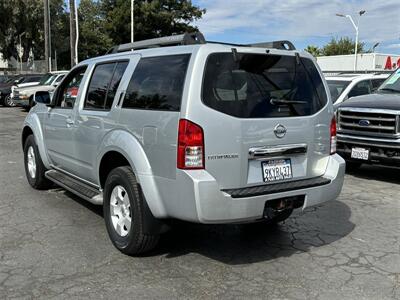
{"left": 39, "top": 74, "right": 55, "bottom": 85}
{"left": 202, "top": 53, "right": 327, "bottom": 118}
{"left": 326, "top": 80, "right": 351, "bottom": 103}
{"left": 378, "top": 69, "right": 400, "bottom": 93}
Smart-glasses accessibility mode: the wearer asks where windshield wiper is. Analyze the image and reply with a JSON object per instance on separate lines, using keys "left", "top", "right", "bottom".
{"left": 378, "top": 88, "right": 400, "bottom": 93}
{"left": 270, "top": 98, "right": 308, "bottom": 105}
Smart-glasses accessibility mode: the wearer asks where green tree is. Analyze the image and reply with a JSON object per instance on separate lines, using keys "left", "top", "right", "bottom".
{"left": 0, "top": 0, "right": 66, "bottom": 61}
{"left": 78, "top": 0, "right": 113, "bottom": 61}
{"left": 101, "top": 0, "right": 206, "bottom": 46}
{"left": 321, "top": 37, "right": 364, "bottom": 56}
{"left": 304, "top": 45, "right": 321, "bottom": 57}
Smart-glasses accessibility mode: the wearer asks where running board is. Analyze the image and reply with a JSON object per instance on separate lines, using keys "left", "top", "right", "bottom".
{"left": 45, "top": 170, "right": 103, "bottom": 205}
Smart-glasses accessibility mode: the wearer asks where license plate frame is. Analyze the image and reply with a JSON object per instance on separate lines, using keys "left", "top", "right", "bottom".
{"left": 261, "top": 159, "right": 293, "bottom": 183}
{"left": 351, "top": 147, "right": 369, "bottom": 161}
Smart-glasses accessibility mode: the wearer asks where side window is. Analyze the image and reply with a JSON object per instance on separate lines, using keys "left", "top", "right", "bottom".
{"left": 123, "top": 54, "right": 190, "bottom": 111}
{"left": 84, "top": 61, "right": 128, "bottom": 110}
{"left": 54, "top": 66, "right": 87, "bottom": 108}
{"left": 105, "top": 61, "right": 128, "bottom": 109}
{"left": 348, "top": 80, "right": 371, "bottom": 98}
{"left": 54, "top": 75, "right": 65, "bottom": 84}
{"left": 371, "top": 79, "right": 384, "bottom": 91}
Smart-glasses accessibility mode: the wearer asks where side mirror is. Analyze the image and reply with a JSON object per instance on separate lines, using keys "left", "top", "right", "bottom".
{"left": 34, "top": 91, "right": 51, "bottom": 105}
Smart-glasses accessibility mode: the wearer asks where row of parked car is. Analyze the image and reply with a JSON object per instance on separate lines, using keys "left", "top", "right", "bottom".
{"left": 0, "top": 71, "right": 67, "bottom": 109}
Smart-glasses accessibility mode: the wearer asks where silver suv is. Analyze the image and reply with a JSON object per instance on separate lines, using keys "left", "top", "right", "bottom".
{"left": 22, "top": 33, "right": 345, "bottom": 255}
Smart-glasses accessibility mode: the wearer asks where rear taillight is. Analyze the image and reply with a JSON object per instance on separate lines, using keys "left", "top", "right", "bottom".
{"left": 330, "top": 117, "right": 337, "bottom": 154}
{"left": 177, "top": 119, "right": 204, "bottom": 169}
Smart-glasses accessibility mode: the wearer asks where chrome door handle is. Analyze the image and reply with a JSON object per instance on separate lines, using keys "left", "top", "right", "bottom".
{"left": 66, "top": 118, "right": 74, "bottom": 127}
{"left": 248, "top": 143, "right": 307, "bottom": 159}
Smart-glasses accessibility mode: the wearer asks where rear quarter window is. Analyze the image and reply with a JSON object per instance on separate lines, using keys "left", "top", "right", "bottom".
{"left": 122, "top": 54, "right": 190, "bottom": 111}
{"left": 202, "top": 53, "right": 327, "bottom": 118}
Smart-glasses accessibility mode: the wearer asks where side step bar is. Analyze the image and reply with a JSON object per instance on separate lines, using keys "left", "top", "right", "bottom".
{"left": 45, "top": 170, "right": 103, "bottom": 205}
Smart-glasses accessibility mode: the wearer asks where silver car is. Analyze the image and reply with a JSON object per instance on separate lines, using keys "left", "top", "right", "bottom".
{"left": 21, "top": 33, "right": 345, "bottom": 255}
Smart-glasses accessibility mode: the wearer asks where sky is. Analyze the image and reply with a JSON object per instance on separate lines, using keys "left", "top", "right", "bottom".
{"left": 191, "top": 0, "right": 400, "bottom": 54}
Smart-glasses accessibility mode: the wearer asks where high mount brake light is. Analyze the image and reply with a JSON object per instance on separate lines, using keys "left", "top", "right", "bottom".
{"left": 177, "top": 119, "right": 205, "bottom": 169}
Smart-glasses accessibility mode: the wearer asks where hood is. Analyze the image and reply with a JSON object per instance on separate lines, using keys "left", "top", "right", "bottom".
{"left": 338, "top": 92, "right": 400, "bottom": 111}
{"left": 15, "top": 84, "right": 54, "bottom": 94}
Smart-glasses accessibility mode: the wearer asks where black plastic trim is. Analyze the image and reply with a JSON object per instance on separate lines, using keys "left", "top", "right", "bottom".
{"left": 222, "top": 176, "right": 331, "bottom": 198}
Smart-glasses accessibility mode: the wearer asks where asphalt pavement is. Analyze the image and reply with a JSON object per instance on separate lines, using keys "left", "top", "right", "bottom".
{"left": 0, "top": 107, "right": 399, "bottom": 299}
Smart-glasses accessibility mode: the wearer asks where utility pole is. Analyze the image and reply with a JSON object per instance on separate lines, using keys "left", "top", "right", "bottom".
{"left": 69, "top": 0, "right": 77, "bottom": 67}
{"left": 44, "top": 0, "right": 50, "bottom": 72}
{"left": 131, "top": 0, "right": 134, "bottom": 43}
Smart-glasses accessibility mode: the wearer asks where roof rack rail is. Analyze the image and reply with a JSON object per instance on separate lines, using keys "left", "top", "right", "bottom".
{"left": 108, "top": 32, "right": 206, "bottom": 53}
{"left": 246, "top": 40, "right": 296, "bottom": 51}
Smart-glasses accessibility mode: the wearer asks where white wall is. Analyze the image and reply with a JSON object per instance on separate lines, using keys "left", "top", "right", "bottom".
{"left": 316, "top": 53, "right": 400, "bottom": 71}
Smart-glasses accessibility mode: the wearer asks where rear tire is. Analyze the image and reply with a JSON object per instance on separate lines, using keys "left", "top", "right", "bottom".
{"left": 103, "top": 166, "right": 159, "bottom": 255}
{"left": 23, "top": 135, "right": 52, "bottom": 189}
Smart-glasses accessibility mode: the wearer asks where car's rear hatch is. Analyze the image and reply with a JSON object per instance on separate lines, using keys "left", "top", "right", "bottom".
{"left": 184, "top": 49, "right": 333, "bottom": 189}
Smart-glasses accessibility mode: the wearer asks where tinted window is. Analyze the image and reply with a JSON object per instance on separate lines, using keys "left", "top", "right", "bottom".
{"left": 85, "top": 63, "right": 115, "bottom": 109}
{"left": 348, "top": 80, "right": 371, "bottom": 98}
{"left": 327, "top": 80, "right": 351, "bottom": 103}
{"left": 85, "top": 61, "right": 128, "bottom": 110}
{"left": 105, "top": 62, "right": 128, "bottom": 109}
{"left": 24, "top": 76, "right": 42, "bottom": 83}
{"left": 371, "top": 79, "right": 384, "bottom": 90}
{"left": 55, "top": 74, "right": 65, "bottom": 83}
{"left": 123, "top": 54, "right": 190, "bottom": 111}
{"left": 202, "top": 53, "right": 327, "bottom": 118}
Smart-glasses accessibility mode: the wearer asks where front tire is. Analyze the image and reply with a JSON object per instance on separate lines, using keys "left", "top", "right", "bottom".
{"left": 24, "top": 135, "right": 52, "bottom": 189}
{"left": 103, "top": 166, "right": 159, "bottom": 255}
{"left": 4, "top": 94, "right": 15, "bottom": 107}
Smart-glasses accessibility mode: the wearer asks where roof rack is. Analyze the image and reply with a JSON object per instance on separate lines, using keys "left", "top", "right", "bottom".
{"left": 107, "top": 31, "right": 296, "bottom": 54}
{"left": 246, "top": 40, "right": 296, "bottom": 51}
{"left": 108, "top": 32, "right": 206, "bottom": 53}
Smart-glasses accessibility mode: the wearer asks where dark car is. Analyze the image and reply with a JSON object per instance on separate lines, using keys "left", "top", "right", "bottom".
{"left": 0, "top": 74, "right": 43, "bottom": 107}
{"left": 336, "top": 68, "right": 400, "bottom": 169}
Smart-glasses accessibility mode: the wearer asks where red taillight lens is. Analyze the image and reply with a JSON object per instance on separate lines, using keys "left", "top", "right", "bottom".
{"left": 177, "top": 119, "right": 204, "bottom": 169}
{"left": 330, "top": 117, "right": 337, "bottom": 154}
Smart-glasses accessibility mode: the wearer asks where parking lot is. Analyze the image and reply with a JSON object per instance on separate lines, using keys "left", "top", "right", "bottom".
{"left": 0, "top": 107, "right": 399, "bottom": 299}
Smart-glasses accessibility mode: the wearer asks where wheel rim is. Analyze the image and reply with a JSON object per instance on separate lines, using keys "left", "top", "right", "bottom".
{"left": 110, "top": 185, "right": 131, "bottom": 237}
{"left": 6, "top": 95, "right": 15, "bottom": 107}
{"left": 27, "top": 146, "right": 36, "bottom": 179}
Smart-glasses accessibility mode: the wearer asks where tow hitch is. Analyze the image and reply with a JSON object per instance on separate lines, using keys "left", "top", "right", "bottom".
{"left": 263, "top": 195, "right": 304, "bottom": 219}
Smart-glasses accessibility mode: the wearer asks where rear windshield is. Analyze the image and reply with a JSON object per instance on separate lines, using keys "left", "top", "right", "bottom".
{"left": 327, "top": 80, "right": 351, "bottom": 103}
{"left": 202, "top": 53, "right": 327, "bottom": 118}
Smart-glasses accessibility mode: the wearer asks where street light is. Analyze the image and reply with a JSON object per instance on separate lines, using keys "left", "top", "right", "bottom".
{"left": 336, "top": 10, "right": 366, "bottom": 71}
{"left": 372, "top": 42, "right": 380, "bottom": 53}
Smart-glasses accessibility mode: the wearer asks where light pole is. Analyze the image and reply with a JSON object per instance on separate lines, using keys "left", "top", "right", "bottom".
{"left": 131, "top": 0, "right": 134, "bottom": 43}
{"left": 18, "top": 32, "right": 26, "bottom": 72}
{"left": 336, "top": 10, "right": 366, "bottom": 71}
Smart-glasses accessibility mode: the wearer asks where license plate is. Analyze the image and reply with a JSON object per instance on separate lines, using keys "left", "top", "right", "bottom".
{"left": 262, "top": 159, "right": 292, "bottom": 182}
{"left": 351, "top": 147, "right": 369, "bottom": 160}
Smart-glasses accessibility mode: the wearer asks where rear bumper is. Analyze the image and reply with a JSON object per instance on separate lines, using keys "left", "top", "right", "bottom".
{"left": 160, "top": 154, "right": 345, "bottom": 223}
{"left": 337, "top": 133, "right": 400, "bottom": 166}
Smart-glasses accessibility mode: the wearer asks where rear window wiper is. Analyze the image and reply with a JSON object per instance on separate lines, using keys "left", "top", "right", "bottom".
{"left": 270, "top": 98, "right": 308, "bottom": 105}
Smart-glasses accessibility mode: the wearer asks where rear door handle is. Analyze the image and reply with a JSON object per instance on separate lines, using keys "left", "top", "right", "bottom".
{"left": 66, "top": 118, "right": 75, "bottom": 127}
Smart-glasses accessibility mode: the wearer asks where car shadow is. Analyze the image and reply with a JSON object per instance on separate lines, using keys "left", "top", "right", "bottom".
{"left": 152, "top": 200, "right": 354, "bottom": 265}
{"left": 346, "top": 164, "right": 400, "bottom": 184}
{"left": 62, "top": 189, "right": 354, "bottom": 265}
